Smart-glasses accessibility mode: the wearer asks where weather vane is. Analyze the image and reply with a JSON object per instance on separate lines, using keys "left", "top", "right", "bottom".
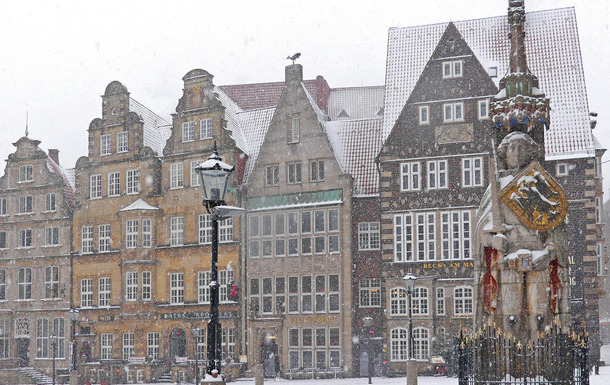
{"left": 286, "top": 52, "right": 301, "bottom": 65}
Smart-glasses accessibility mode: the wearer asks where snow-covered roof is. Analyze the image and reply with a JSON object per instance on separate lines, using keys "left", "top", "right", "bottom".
{"left": 327, "top": 86, "right": 385, "bottom": 121}
{"left": 324, "top": 117, "right": 384, "bottom": 196}
{"left": 46, "top": 156, "right": 75, "bottom": 206}
{"left": 237, "top": 107, "right": 275, "bottom": 184}
{"left": 219, "top": 79, "right": 326, "bottom": 111}
{"left": 119, "top": 198, "right": 159, "bottom": 212}
{"left": 129, "top": 97, "right": 171, "bottom": 156}
{"left": 214, "top": 86, "right": 248, "bottom": 155}
{"left": 384, "top": 7, "right": 593, "bottom": 159}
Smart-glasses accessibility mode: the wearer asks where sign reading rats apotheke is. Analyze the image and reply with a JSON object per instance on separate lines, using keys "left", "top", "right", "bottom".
{"left": 161, "top": 311, "right": 238, "bottom": 320}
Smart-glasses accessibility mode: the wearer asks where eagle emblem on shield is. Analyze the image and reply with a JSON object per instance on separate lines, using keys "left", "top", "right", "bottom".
{"left": 499, "top": 161, "right": 568, "bottom": 230}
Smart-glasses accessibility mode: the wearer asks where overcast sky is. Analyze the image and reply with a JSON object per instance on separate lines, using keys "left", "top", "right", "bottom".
{"left": 1, "top": 0, "right": 608, "bottom": 189}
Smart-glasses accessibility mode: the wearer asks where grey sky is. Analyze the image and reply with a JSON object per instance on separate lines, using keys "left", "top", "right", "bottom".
{"left": 1, "top": 0, "right": 608, "bottom": 189}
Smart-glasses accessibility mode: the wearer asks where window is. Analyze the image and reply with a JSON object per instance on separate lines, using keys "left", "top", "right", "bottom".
{"left": 556, "top": 163, "right": 568, "bottom": 176}
{"left": 276, "top": 277, "right": 286, "bottom": 313}
{"left": 45, "top": 266, "right": 59, "bottom": 298}
{"left": 100, "top": 134, "right": 112, "bottom": 155}
{"left": 126, "top": 169, "right": 139, "bottom": 194}
{"left": 142, "top": 219, "right": 152, "bottom": 248}
{"left": 595, "top": 156, "right": 602, "bottom": 179}
{"left": 0, "top": 197, "right": 6, "bottom": 215}
{"left": 443, "top": 102, "right": 464, "bottom": 122}
{"left": 478, "top": 99, "right": 489, "bottom": 120}
{"left": 288, "top": 276, "right": 298, "bottom": 313}
{"left": 394, "top": 213, "right": 435, "bottom": 262}
{"left": 310, "top": 160, "right": 325, "bottom": 182}
{"left": 126, "top": 220, "right": 138, "bottom": 249}
{"left": 182, "top": 121, "right": 194, "bottom": 142}
{"left": 142, "top": 271, "right": 151, "bottom": 300}
{"left": 222, "top": 327, "right": 235, "bottom": 360}
{"left": 413, "top": 327, "right": 430, "bottom": 360}
{"left": 413, "top": 287, "right": 429, "bottom": 315}
{"left": 427, "top": 160, "right": 447, "bottom": 190}
{"left": 0, "top": 231, "right": 5, "bottom": 249}
{"left": 90, "top": 174, "right": 102, "bottom": 199}
{"left": 289, "top": 117, "right": 300, "bottom": 143}
{"left": 265, "top": 164, "right": 279, "bottom": 186}
{"left": 219, "top": 217, "right": 233, "bottom": 243}
{"left": 436, "top": 288, "right": 445, "bottom": 316}
{"left": 0, "top": 319, "right": 9, "bottom": 358}
{"left": 45, "top": 227, "right": 59, "bottom": 246}
{"left": 287, "top": 162, "right": 302, "bottom": 184}
{"left": 18, "top": 229, "right": 33, "bottom": 248}
{"left": 419, "top": 106, "right": 429, "bottom": 125}
{"left": 358, "top": 222, "right": 380, "bottom": 250}
{"left": 18, "top": 195, "right": 33, "bottom": 213}
{"left": 19, "top": 165, "right": 33, "bottom": 182}
{"left": 596, "top": 197, "right": 603, "bottom": 224}
{"left": 191, "top": 160, "right": 203, "bottom": 186}
{"left": 45, "top": 193, "right": 56, "bottom": 212}
{"left": 357, "top": 278, "right": 380, "bottom": 308}
{"left": 195, "top": 328, "right": 206, "bottom": 360}
{"left": 99, "top": 277, "right": 111, "bottom": 307}
{"left": 262, "top": 277, "right": 273, "bottom": 314}
{"left": 199, "top": 214, "right": 212, "bottom": 244}
{"left": 391, "top": 328, "right": 408, "bottom": 361}
{"left": 99, "top": 224, "right": 111, "bottom": 252}
{"left": 442, "top": 60, "right": 463, "bottom": 78}
{"left": 36, "top": 318, "right": 50, "bottom": 358}
{"left": 123, "top": 333, "right": 134, "bottom": 360}
{"left": 390, "top": 287, "right": 407, "bottom": 315}
{"left": 219, "top": 270, "right": 234, "bottom": 303}
{"left": 200, "top": 118, "right": 213, "bottom": 139}
{"left": 597, "top": 243, "right": 605, "bottom": 276}
{"left": 441, "top": 210, "right": 472, "bottom": 260}
{"left": 126, "top": 272, "right": 138, "bottom": 301}
{"left": 117, "top": 131, "right": 128, "bottom": 153}
{"left": 198, "top": 271, "right": 211, "bottom": 303}
{"left": 18, "top": 268, "right": 32, "bottom": 300}
{"left": 401, "top": 162, "right": 421, "bottom": 191}
{"left": 329, "top": 275, "right": 340, "bottom": 312}
{"left": 0, "top": 270, "right": 5, "bottom": 300}
{"left": 454, "top": 286, "right": 474, "bottom": 315}
{"left": 108, "top": 172, "right": 120, "bottom": 196}
{"left": 170, "top": 217, "right": 184, "bottom": 246}
{"left": 101, "top": 333, "right": 113, "bottom": 360}
{"left": 147, "top": 332, "right": 159, "bottom": 359}
{"left": 81, "top": 278, "right": 93, "bottom": 307}
{"left": 462, "top": 157, "right": 483, "bottom": 187}
{"left": 315, "top": 275, "right": 326, "bottom": 313}
{"left": 301, "top": 276, "right": 312, "bottom": 313}
{"left": 170, "top": 273, "right": 184, "bottom": 304}
{"left": 170, "top": 163, "right": 184, "bottom": 188}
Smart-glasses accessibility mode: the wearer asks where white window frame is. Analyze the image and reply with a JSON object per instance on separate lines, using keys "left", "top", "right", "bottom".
{"left": 413, "top": 287, "right": 429, "bottom": 315}
{"left": 265, "top": 164, "right": 279, "bottom": 186}
{"left": 400, "top": 162, "right": 421, "bottom": 191}
{"left": 390, "top": 328, "right": 408, "bottom": 362}
{"left": 99, "top": 224, "right": 111, "bottom": 252}
{"left": 358, "top": 222, "right": 380, "bottom": 250}
{"left": 45, "top": 193, "right": 56, "bottom": 212}
{"left": 18, "top": 228, "right": 33, "bottom": 248}
{"left": 170, "top": 163, "right": 184, "bottom": 189}
{"left": 596, "top": 197, "right": 603, "bottom": 224}
{"left": 478, "top": 99, "right": 489, "bottom": 120}
{"left": 413, "top": 327, "right": 430, "bottom": 360}
{"left": 200, "top": 118, "right": 213, "bottom": 139}
{"left": 289, "top": 117, "right": 300, "bottom": 143}
{"left": 0, "top": 197, "right": 7, "bottom": 216}
{"left": 418, "top": 105, "right": 429, "bottom": 125}
{"left": 597, "top": 243, "right": 605, "bottom": 276}
{"left": 170, "top": 217, "right": 184, "bottom": 246}
{"left": 81, "top": 278, "right": 93, "bottom": 307}
{"left": 170, "top": 272, "right": 184, "bottom": 304}
{"left": 117, "top": 131, "right": 128, "bottom": 153}
{"left": 442, "top": 60, "right": 463, "bottom": 79}
{"left": 81, "top": 226, "right": 93, "bottom": 254}
{"left": 556, "top": 163, "right": 568, "bottom": 176}
{"left": 18, "top": 267, "right": 32, "bottom": 299}
{"left": 126, "top": 220, "right": 138, "bottom": 249}
{"left": 390, "top": 287, "right": 407, "bottom": 315}
{"left": 126, "top": 272, "right": 138, "bottom": 301}
{"left": 90, "top": 174, "right": 102, "bottom": 199}
{"left": 126, "top": 169, "right": 139, "bottom": 194}
{"left": 287, "top": 161, "right": 302, "bottom": 184}
{"left": 142, "top": 219, "right": 152, "bottom": 248}
{"left": 101, "top": 333, "right": 113, "bottom": 360}
{"left": 454, "top": 286, "right": 474, "bottom": 315}
{"left": 198, "top": 271, "right": 211, "bottom": 304}
{"left": 182, "top": 121, "right": 194, "bottom": 142}
{"left": 108, "top": 172, "right": 120, "bottom": 197}
{"left": 142, "top": 271, "right": 152, "bottom": 300}
{"left": 18, "top": 195, "right": 33, "bottom": 214}
{"left": 44, "top": 266, "right": 59, "bottom": 298}
{"left": 219, "top": 217, "right": 233, "bottom": 243}
{"left": 18, "top": 165, "right": 33, "bottom": 182}
{"left": 123, "top": 332, "right": 134, "bottom": 360}
{"left": 199, "top": 214, "right": 212, "bottom": 244}
{"left": 45, "top": 226, "right": 60, "bottom": 246}
{"left": 99, "top": 277, "right": 111, "bottom": 307}
{"left": 100, "top": 134, "right": 112, "bottom": 155}
{"left": 441, "top": 210, "right": 472, "bottom": 260}
{"left": 310, "top": 159, "right": 325, "bottom": 182}
{"left": 436, "top": 287, "right": 446, "bottom": 316}
{"left": 462, "top": 157, "right": 483, "bottom": 187}
{"left": 191, "top": 160, "right": 203, "bottom": 186}
{"left": 443, "top": 102, "right": 464, "bottom": 123}
{"left": 147, "top": 332, "right": 159, "bottom": 359}
{"left": 427, "top": 159, "right": 448, "bottom": 190}
{"left": 219, "top": 270, "right": 234, "bottom": 303}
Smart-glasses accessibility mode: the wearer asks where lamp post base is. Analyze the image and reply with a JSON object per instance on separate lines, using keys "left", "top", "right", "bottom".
{"left": 406, "top": 360, "right": 418, "bottom": 385}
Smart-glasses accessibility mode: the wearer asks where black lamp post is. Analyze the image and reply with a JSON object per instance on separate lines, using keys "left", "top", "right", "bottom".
{"left": 363, "top": 316, "right": 373, "bottom": 384}
{"left": 50, "top": 334, "right": 58, "bottom": 385}
{"left": 195, "top": 142, "right": 235, "bottom": 377}
{"left": 69, "top": 308, "right": 79, "bottom": 375}
{"left": 193, "top": 327, "right": 201, "bottom": 385}
{"left": 403, "top": 273, "right": 417, "bottom": 385}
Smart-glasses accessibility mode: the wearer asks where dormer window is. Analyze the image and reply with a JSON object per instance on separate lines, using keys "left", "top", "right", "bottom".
{"left": 442, "top": 60, "right": 463, "bottom": 79}
{"left": 100, "top": 134, "right": 112, "bottom": 155}
{"left": 418, "top": 106, "right": 430, "bottom": 125}
{"left": 18, "top": 165, "right": 33, "bottom": 182}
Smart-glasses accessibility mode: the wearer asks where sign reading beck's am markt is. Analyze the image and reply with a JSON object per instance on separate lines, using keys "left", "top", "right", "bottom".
{"left": 499, "top": 161, "right": 568, "bottom": 231}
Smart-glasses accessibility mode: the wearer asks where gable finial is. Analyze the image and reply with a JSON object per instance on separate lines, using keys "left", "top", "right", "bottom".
{"left": 25, "top": 111, "right": 29, "bottom": 138}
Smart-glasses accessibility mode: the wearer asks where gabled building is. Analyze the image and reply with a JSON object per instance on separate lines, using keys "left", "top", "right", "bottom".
{"left": 0, "top": 136, "right": 75, "bottom": 376}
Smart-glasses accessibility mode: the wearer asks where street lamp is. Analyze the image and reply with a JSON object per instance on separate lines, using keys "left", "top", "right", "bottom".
{"left": 69, "top": 307, "right": 79, "bottom": 385}
{"left": 50, "top": 334, "right": 58, "bottom": 385}
{"left": 363, "top": 316, "right": 373, "bottom": 384}
{"left": 403, "top": 273, "right": 417, "bottom": 385}
{"left": 195, "top": 142, "right": 243, "bottom": 378}
{"left": 193, "top": 327, "right": 201, "bottom": 385}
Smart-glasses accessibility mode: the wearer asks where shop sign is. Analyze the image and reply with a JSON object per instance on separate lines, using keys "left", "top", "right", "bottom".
{"left": 160, "top": 311, "right": 238, "bottom": 320}
{"left": 98, "top": 315, "right": 114, "bottom": 322}
{"left": 128, "top": 357, "right": 146, "bottom": 364}
{"left": 291, "top": 316, "right": 334, "bottom": 324}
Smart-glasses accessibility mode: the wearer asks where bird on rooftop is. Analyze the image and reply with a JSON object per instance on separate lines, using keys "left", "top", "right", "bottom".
{"left": 286, "top": 53, "right": 301, "bottom": 64}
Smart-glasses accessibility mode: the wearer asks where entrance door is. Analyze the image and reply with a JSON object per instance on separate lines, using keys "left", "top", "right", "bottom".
{"left": 170, "top": 328, "right": 187, "bottom": 361}
{"left": 359, "top": 350, "right": 370, "bottom": 377}
{"left": 261, "top": 332, "right": 278, "bottom": 378}
{"left": 16, "top": 338, "right": 29, "bottom": 366}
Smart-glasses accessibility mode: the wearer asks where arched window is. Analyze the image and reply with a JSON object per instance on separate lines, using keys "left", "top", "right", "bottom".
{"left": 454, "top": 286, "right": 473, "bottom": 315}
{"left": 413, "top": 327, "right": 429, "bottom": 360}
{"left": 390, "top": 328, "right": 408, "bottom": 361}
{"left": 413, "top": 287, "right": 429, "bottom": 315}
{"left": 390, "top": 287, "right": 407, "bottom": 315}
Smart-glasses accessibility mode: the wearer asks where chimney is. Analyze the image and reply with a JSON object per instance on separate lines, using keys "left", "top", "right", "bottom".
{"left": 285, "top": 64, "right": 303, "bottom": 84}
{"left": 48, "top": 149, "right": 60, "bottom": 165}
